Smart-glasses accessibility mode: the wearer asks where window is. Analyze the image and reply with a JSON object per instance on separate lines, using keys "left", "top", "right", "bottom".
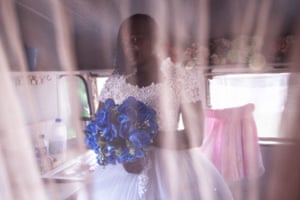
{"left": 88, "top": 70, "right": 113, "bottom": 113}
{"left": 96, "top": 77, "right": 109, "bottom": 100}
{"left": 208, "top": 72, "right": 290, "bottom": 138}
{"left": 58, "top": 75, "right": 91, "bottom": 138}
{"left": 91, "top": 77, "right": 109, "bottom": 111}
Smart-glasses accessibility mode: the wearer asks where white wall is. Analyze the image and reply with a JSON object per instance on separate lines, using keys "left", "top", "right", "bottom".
{"left": 11, "top": 72, "right": 59, "bottom": 124}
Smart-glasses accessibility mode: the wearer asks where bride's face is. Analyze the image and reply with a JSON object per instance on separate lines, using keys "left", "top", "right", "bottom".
{"left": 120, "top": 23, "right": 155, "bottom": 67}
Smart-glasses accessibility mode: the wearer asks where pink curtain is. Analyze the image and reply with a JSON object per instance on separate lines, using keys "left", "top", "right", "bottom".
{"left": 200, "top": 104, "right": 265, "bottom": 183}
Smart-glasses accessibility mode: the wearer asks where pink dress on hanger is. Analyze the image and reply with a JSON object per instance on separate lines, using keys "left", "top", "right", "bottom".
{"left": 201, "top": 104, "right": 265, "bottom": 183}
{"left": 169, "top": 57, "right": 264, "bottom": 183}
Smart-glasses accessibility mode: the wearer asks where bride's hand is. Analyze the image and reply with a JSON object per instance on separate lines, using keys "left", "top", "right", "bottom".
{"left": 122, "top": 158, "right": 145, "bottom": 174}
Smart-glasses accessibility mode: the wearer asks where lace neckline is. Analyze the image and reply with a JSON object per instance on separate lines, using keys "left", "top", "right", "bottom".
{"left": 122, "top": 68, "right": 166, "bottom": 89}
{"left": 118, "top": 59, "right": 176, "bottom": 89}
{"left": 123, "top": 75, "right": 162, "bottom": 89}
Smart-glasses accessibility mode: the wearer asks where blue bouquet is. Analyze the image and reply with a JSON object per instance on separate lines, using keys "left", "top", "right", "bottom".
{"left": 85, "top": 96, "right": 159, "bottom": 166}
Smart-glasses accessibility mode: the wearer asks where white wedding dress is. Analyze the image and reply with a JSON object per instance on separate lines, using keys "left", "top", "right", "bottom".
{"left": 77, "top": 58, "right": 234, "bottom": 200}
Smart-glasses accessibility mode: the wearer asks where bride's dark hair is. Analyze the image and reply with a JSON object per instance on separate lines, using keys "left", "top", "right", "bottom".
{"left": 113, "top": 13, "right": 158, "bottom": 75}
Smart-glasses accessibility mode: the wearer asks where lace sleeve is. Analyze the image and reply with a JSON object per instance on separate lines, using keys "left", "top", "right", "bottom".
{"left": 160, "top": 58, "right": 205, "bottom": 104}
{"left": 176, "top": 67, "right": 205, "bottom": 104}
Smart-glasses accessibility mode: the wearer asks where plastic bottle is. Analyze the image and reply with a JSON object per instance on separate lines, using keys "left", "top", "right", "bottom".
{"left": 49, "top": 118, "right": 67, "bottom": 164}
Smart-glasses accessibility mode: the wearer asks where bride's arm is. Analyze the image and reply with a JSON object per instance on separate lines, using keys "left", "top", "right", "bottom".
{"left": 152, "top": 101, "right": 203, "bottom": 149}
{"left": 153, "top": 101, "right": 203, "bottom": 150}
{"left": 180, "top": 100, "right": 204, "bottom": 148}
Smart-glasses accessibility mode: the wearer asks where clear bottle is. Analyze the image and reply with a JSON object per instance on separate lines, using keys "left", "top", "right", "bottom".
{"left": 49, "top": 118, "right": 67, "bottom": 164}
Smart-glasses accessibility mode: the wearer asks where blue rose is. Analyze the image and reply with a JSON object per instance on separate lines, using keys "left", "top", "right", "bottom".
{"left": 96, "top": 109, "right": 111, "bottom": 126}
{"left": 103, "top": 98, "right": 116, "bottom": 109}
{"left": 133, "top": 101, "right": 157, "bottom": 130}
{"left": 133, "top": 148, "right": 145, "bottom": 158}
{"left": 118, "top": 114, "right": 136, "bottom": 138}
{"left": 145, "top": 106, "right": 156, "bottom": 120}
{"left": 101, "top": 124, "right": 118, "bottom": 142}
{"left": 118, "top": 105, "right": 138, "bottom": 120}
{"left": 85, "top": 122, "right": 99, "bottom": 136}
{"left": 129, "top": 130, "right": 152, "bottom": 149}
{"left": 118, "top": 148, "right": 135, "bottom": 163}
{"left": 147, "top": 120, "right": 159, "bottom": 135}
{"left": 122, "top": 96, "right": 136, "bottom": 106}
{"left": 118, "top": 113, "right": 131, "bottom": 124}
{"left": 118, "top": 97, "right": 139, "bottom": 120}
{"left": 85, "top": 136, "right": 99, "bottom": 150}
{"left": 96, "top": 99, "right": 118, "bottom": 127}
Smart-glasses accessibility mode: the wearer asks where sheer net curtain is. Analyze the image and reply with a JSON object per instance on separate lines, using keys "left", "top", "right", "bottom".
{"left": 0, "top": 0, "right": 82, "bottom": 199}
{"left": 0, "top": 35, "right": 48, "bottom": 200}
{"left": 0, "top": 0, "right": 47, "bottom": 199}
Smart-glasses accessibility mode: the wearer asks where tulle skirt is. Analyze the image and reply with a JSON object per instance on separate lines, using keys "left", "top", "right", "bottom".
{"left": 77, "top": 147, "right": 233, "bottom": 200}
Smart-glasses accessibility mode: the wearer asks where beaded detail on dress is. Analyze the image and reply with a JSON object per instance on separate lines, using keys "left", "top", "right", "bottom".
{"left": 137, "top": 157, "right": 151, "bottom": 199}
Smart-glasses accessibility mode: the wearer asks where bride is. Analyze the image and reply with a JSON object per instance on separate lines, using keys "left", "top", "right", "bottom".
{"left": 78, "top": 13, "right": 233, "bottom": 200}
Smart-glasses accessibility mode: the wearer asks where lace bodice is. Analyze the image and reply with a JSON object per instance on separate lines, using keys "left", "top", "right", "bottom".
{"left": 98, "top": 58, "right": 205, "bottom": 132}
{"left": 97, "top": 58, "right": 206, "bottom": 199}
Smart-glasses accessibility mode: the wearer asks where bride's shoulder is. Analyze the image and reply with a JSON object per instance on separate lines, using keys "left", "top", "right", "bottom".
{"left": 106, "top": 73, "right": 126, "bottom": 83}
{"left": 160, "top": 57, "right": 176, "bottom": 74}
{"left": 100, "top": 74, "right": 127, "bottom": 91}
{"left": 160, "top": 57, "right": 202, "bottom": 80}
